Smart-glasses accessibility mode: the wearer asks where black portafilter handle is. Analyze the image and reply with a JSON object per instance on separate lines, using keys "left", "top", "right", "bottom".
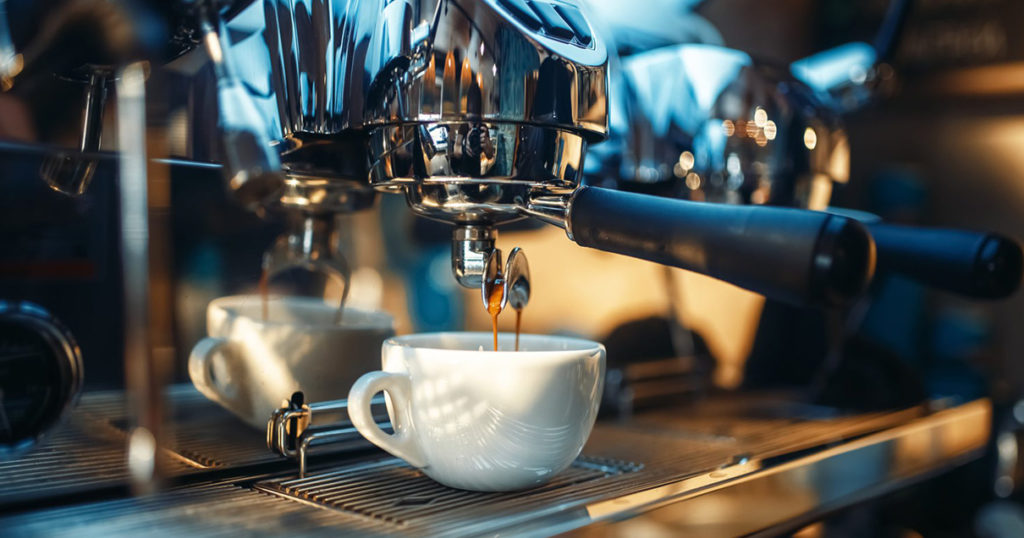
{"left": 866, "top": 223, "right": 1023, "bottom": 299}
{"left": 567, "top": 187, "right": 876, "bottom": 308}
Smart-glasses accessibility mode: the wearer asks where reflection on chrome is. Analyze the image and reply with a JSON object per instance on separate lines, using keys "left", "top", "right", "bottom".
{"left": 585, "top": 41, "right": 856, "bottom": 210}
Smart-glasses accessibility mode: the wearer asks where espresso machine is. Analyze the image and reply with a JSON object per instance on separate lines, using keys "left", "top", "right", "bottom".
{"left": 0, "top": 1, "right": 1009, "bottom": 535}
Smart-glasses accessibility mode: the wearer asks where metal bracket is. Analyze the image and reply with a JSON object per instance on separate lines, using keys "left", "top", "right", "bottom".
{"left": 267, "top": 391, "right": 390, "bottom": 478}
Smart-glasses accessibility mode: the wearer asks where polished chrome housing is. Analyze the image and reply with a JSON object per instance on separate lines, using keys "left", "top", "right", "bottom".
{"left": 589, "top": 44, "right": 851, "bottom": 211}
{"left": 355, "top": 0, "right": 608, "bottom": 286}
{"left": 363, "top": 0, "right": 608, "bottom": 214}
{"left": 231, "top": 0, "right": 380, "bottom": 215}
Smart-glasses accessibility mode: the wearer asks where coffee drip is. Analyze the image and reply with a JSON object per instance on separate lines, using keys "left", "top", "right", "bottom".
{"left": 482, "top": 248, "right": 531, "bottom": 352}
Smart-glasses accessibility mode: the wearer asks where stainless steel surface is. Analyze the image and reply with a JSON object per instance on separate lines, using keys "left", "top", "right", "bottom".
{"left": 39, "top": 69, "right": 109, "bottom": 196}
{"left": 351, "top": 0, "right": 607, "bottom": 288}
{"left": 503, "top": 246, "right": 530, "bottom": 311}
{"left": 1, "top": 482, "right": 379, "bottom": 537}
{"left": 590, "top": 43, "right": 848, "bottom": 210}
{"left": 451, "top": 224, "right": 496, "bottom": 289}
{"left": 572, "top": 401, "right": 990, "bottom": 537}
{"left": 199, "top": 0, "right": 285, "bottom": 211}
{"left": 268, "top": 394, "right": 389, "bottom": 478}
{"left": 82, "top": 387, "right": 286, "bottom": 471}
{"left": 261, "top": 214, "right": 351, "bottom": 310}
{"left": 359, "top": 0, "right": 608, "bottom": 137}
{"left": 115, "top": 62, "right": 162, "bottom": 494}
{"left": 254, "top": 454, "right": 643, "bottom": 531}
{"left": 477, "top": 244, "right": 532, "bottom": 314}
{"left": 0, "top": 387, "right": 282, "bottom": 507}
{"left": 482, "top": 246, "right": 502, "bottom": 308}
{"left": 225, "top": 0, "right": 376, "bottom": 215}
{"left": 0, "top": 396, "right": 990, "bottom": 536}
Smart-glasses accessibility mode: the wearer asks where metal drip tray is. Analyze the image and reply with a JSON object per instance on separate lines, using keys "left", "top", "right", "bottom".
{"left": 0, "top": 394, "right": 993, "bottom": 537}
{"left": 1, "top": 483, "right": 379, "bottom": 538}
{"left": 0, "top": 416, "right": 198, "bottom": 508}
{"left": 0, "top": 387, "right": 290, "bottom": 508}
{"left": 78, "top": 386, "right": 282, "bottom": 469}
{"left": 255, "top": 456, "right": 643, "bottom": 530}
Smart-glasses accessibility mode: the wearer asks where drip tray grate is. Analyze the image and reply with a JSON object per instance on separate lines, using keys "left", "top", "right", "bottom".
{"left": 255, "top": 455, "right": 642, "bottom": 529}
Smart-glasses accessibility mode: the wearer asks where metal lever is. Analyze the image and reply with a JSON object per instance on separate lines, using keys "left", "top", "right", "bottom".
{"left": 196, "top": 0, "right": 283, "bottom": 211}
{"left": 40, "top": 67, "right": 109, "bottom": 195}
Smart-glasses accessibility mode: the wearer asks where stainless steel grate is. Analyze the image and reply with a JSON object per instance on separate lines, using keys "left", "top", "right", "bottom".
{"left": 78, "top": 386, "right": 281, "bottom": 469}
{"left": 0, "top": 417, "right": 198, "bottom": 507}
{"left": 0, "top": 387, "right": 284, "bottom": 507}
{"left": 255, "top": 456, "right": 642, "bottom": 528}
{"left": 1, "top": 482, "right": 387, "bottom": 538}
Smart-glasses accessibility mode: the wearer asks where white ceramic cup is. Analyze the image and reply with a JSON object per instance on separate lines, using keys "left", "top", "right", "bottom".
{"left": 348, "top": 332, "right": 606, "bottom": 491}
{"left": 189, "top": 295, "right": 394, "bottom": 430}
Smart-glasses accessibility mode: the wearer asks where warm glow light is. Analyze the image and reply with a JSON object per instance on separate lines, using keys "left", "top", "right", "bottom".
{"left": 804, "top": 127, "right": 818, "bottom": 150}
{"left": 678, "top": 150, "right": 695, "bottom": 171}
{"left": 204, "top": 33, "right": 223, "bottom": 63}
{"left": 764, "top": 120, "right": 777, "bottom": 140}
{"left": 722, "top": 119, "right": 735, "bottom": 136}
{"left": 745, "top": 121, "right": 758, "bottom": 138}
{"left": 754, "top": 107, "right": 767, "bottom": 127}
{"left": 751, "top": 184, "right": 770, "bottom": 204}
{"left": 685, "top": 172, "right": 701, "bottom": 190}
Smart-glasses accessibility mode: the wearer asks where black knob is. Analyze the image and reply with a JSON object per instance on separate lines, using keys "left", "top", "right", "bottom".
{"left": 0, "top": 301, "right": 83, "bottom": 458}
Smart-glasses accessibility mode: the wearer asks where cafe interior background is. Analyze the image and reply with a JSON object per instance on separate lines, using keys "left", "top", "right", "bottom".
{"left": 4, "top": 0, "right": 1024, "bottom": 536}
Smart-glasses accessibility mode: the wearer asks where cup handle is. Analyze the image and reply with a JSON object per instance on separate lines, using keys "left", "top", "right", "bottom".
{"left": 188, "top": 337, "right": 238, "bottom": 410}
{"left": 348, "top": 371, "right": 427, "bottom": 468}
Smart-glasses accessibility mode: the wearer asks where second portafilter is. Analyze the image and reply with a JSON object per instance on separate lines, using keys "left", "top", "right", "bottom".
{"left": 361, "top": 0, "right": 874, "bottom": 307}
{"left": 195, "top": 0, "right": 383, "bottom": 299}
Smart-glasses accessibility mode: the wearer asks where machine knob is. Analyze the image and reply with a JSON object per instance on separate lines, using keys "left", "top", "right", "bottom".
{"left": 0, "top": 301, "right": 83, "bottom": 458}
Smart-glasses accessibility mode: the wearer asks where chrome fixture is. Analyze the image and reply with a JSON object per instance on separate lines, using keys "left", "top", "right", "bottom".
{"left": 354, "top": 0, "right": 872, "bottom": 307}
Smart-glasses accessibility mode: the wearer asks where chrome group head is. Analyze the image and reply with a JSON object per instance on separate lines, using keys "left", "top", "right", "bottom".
{"left": 220, "top": 0, "right": 609, "bottom": 299}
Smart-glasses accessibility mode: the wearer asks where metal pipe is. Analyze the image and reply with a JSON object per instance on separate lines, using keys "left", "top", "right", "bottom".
{"left": 117, "top": 62, "right": 160, "bottom": 495}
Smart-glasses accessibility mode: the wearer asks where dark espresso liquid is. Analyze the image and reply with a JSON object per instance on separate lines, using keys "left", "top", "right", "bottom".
{"left": 515, "top": 309, "right": 522, "bottom": 352}
{"left": 487, "top": 279, "right": 504, "bottom": 351}
{"left": 485, "top": 277, "right": 525, "bottom": 352}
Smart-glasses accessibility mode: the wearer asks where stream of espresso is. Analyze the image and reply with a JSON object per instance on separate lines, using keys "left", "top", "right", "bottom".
{"left": 515, "top": 309, "right": 522, "bottom": 352}
{"left": 487, "top": 279, "right": 504, "bottom": 351}
{"left": 486, "top": 277, "right": 525, "bottom": 352}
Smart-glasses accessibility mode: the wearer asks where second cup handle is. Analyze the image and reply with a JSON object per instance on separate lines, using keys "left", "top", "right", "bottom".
{"left": 348, "top": 371, "right": 427, "bottom": 468}
{"left": 188, "top": 337, "right": 241, "bottom": 411}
